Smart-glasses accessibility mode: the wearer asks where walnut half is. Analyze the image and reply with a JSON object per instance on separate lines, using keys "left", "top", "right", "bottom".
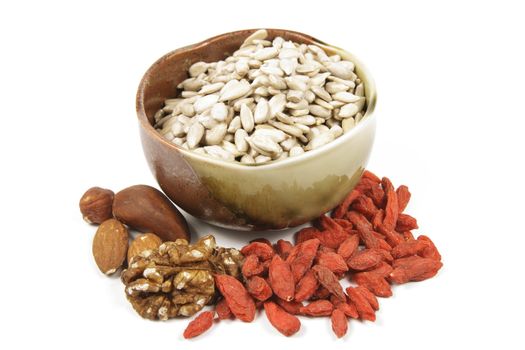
{"left": 121, "top": 235, "right": 243, "bottom": 320}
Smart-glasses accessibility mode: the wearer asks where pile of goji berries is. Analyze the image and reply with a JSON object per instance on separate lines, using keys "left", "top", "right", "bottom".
{"left": 183, "top": 170, "right": 443, "bottom": 339}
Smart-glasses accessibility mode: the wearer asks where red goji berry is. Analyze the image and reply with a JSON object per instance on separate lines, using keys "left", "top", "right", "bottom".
{"left": 382, "top": 177, "right": 399, "bottom": 231}
{"left": 275, "top": 239, "right": 293, "bottom": 260}
{"left": 346, "top": 287, "right": 376, "bottom": 321}
{"left": 330, "top": 295, "right": 359, "bottom": 319}
{"left": 347, "top": 211, "right": 379, "bottom": 249}
{"left": 241, "top": 254, "right": 264, "bottom": 278}
{"left": 214, "top": 274, "right": 255, "bottom": 322}
{"left": 396, "top": 185, "right": 411, "bottom": 213}
{"left": 331, "top": 309, "right": 348, "bottom": 338}
{"left": 275, "top": 298, "right": 303, "bottom": 315}
{"left": 396, "top": 213, "right": 419, "bottom": 232}
{"left": 351, "top": 195, "right": 379, "bottom": 219}
{"left": 294, "top": 226, "right": 321, "bottom": 245}
{"left": 336, "top": 234, "right": 360, "bottom": 260}
{"left": 347, "top": 249, "right": 383, "bottom": 271}
{"left": 390, "top": 256, "right": 443, "bottom": 283}
{"left": 294, "top": 270, "right": 319, "bottom": 302}
{"left": 249, "top": 237, "right": 273, "bottom": 247}
{"left": 417, "top": 235, "right": 441, "bottom": 261}
{"left": 300, "top": 300, "right": 334, "bottom": 316}
{"left": 246, "top": 276, "right": 273, "bottom": 301}
{"left": 240, "top": 241, "right": 275, "bottom": 261}
{"left": 183, "top": 311, "right": 215, "bottom": 339}
{"left": 362, "top": 170, "right": 381, "bottom": 183}
{"left": 268, "top": 255, "right": 295, "bottom": 301}
{"left": 264, "top": 301, "right": 301, "bottom": 337}
{"left": 391, "top": 239, "right": 427, "bottom": 259}
{"left": 311, "top": 264, "right": 345, "bottom": 301}
{"left": 317, "top": 251, "right": 349, "bottom": 274}
{"left": 215, "top": 298, "right": 233, "bottom": 320}
{"left": 290, "top": 238, "right": 320, "bottom": 282}
{"left": 355, "top": 285, "right": 379, "bottom": 310}
{"left": 353, "top": 271, "right": 393, "bottom": 297}
{"left": 333, "top": 189, "right": 361, "bottom": 219}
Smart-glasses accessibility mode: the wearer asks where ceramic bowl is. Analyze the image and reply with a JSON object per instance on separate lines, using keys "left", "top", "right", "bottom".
{"left": 136, "top": 29, "right": 377, "bottom": 231}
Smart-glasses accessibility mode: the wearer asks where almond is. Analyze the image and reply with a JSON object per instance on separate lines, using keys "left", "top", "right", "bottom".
{"left": 92, "top": 218, "right": 129, "bottom": 275}
{"left": 127, "top": 233, "right": 162, "bottom": 263}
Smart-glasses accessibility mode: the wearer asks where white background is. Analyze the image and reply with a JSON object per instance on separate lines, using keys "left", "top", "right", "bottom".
{"left": 1, "top": 0, "right": 524, "bottom": 348}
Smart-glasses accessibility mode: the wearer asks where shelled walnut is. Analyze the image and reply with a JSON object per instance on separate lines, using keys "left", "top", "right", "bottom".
{"left": 121, "top": 235, "right": 243, "bottom": 320}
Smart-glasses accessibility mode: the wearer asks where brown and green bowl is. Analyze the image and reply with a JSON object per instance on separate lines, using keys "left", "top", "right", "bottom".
{"left": 136, "top": 28, "right": 377, "bottom": 231}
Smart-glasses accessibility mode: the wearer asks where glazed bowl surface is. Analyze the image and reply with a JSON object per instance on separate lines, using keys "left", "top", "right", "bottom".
{"left": 136, "top": 28, "right": 377, "bottom": 230}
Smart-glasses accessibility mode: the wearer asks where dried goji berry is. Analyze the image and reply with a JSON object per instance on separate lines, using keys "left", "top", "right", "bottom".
{"left": 336, "top": 234, "right": 360, "bottom": 260}
{"left": 333, "top": 189, "right": 361, "bottom": 219}
{"left": 353, "top": 271, "right": 393, "bottom": 297}
{"left": 355, "top": 286, "right": 379, "bottom": 310}
{"left": 246, "top": 276, "right": 273, "bottom": 301}
{"left": 317, "top": 251, "right": 349, "bottom": 274}
{"left": 264, "top": 301, "right": 301, "bottom": 337}
{"left": 396, "top": 213, "right": 419, "bottom": 232}
{"left": 367, "top": 185, "right": 385, "bottom": 208}
{"left": 240, "top": 241, "right": 275, "bottom": 261}
{"left": 355, "top": 177, "right": 378, "bottom": 193}
{"left": 311, "top": 264, "right": 345, "bottom": 301}
{"left": 390, "top": 256, "right": 443, "bottom": 284}
{"left": 368, "top": 261, "right": 394, "bottom": 278}
{"left": 241, "top": 254, "right": 264, "bottom": 278}
{"left": 333, "top": 218, "right": 353, "bottom": 229}
{"left": 373, "top": 248, "right": 394, "bottom": 263}
{"left": 331, "top": 309, "right": 348, "bottom": 338}
{"left": 382, "top": 177, "right": 399, "bottom": 231}
{"left": 183, "top": 310, "right": 215, "bottom": 339}
{"left": 362, "top": 170, "right": 381, "bottom": 183}
{"left": 268, "top": 255, "right": 295, "bottom": 301}
{"left": 347, "top": 249, "right": 383, "bottom": 271}
{"left": 215, "top": 298, "right": 233, "bottom": 320}
{"left": 377, "top": 223, "right": 404, "bottom": 247}
{"left": 294, "top": 270, "right": 319, "bottom": 302}
{"left": 347, "top": 211, "right": 379, "bottom": 249}
{"left": 294, "top": 227, "right": 321, "bottom": 245}
{"left": 372, "top": 209, "right": 385, "bottom": 231}
{"left": 396, "top": 185, "right": 411, "bottom": 212}
{"left": 417, "top": 235, "right": 441, "bottom": 261}
{"left": 300, "top": 300, "right": 334, "bottom": 316}
{"left": 275, "top": 239, "right": 293, "bottom": 260}
{"left": 275, "top": 298, "right": 303, "bottom": 315}
{"left": 214, "top": 274, "right": 256, "bottom": 322}
{"left": 345, "top": 287, "right": 376, "bottom": 321}
{"left": 391, "top": 239, "right": 427, "bottom": 259}
{"left": 351, "top": 195, "right": 378, "bottom": 219}
{"left": 290, "top": 238, "right": 320, "bottom": 282}
{"left": 330, "top": 295, "right": 359, "bottom": 319}
{"left": 249, "top": 237, "right": 273, "bottom": 247}
{"left": 285, "top": 244, "right": 299, "bottom": 264}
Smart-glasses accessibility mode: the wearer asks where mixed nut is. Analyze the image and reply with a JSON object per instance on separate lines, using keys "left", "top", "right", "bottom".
{"left": 154, "top": 29, "right": 366, "bottom": 164}
{"left": 80, "top": 170, "right": 442, "bottom": 339}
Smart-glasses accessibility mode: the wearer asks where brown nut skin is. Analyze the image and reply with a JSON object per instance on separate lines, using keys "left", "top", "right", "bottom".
{"left": 127, "top": 233, "right": 163, "bottom": 263}
{"left": 92, "top": 218, "right": 129, "bottom": 275}
{"left": 113, "top": 185, "right": 190, "bottom": 242}
{"left": 79, "top": 187, "right": 114, "bottom": 224}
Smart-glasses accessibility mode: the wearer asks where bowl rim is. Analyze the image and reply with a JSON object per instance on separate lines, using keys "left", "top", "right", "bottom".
{"left": 136, "top": 28, "right": 377, "bottom": 171}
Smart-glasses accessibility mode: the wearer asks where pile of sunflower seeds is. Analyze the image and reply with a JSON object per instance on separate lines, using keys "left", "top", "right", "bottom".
{"left": 154, "top": 29, "right": 366, "bottom": 164}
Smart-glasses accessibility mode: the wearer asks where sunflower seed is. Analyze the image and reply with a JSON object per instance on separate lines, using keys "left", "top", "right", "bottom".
{"left": 342, "top": 117, "right": 356, "bottom": 132}
{"left": 204, "top": 145, "right": 235, "bottom": 161}
{"left": 289, "top": 146, "right": 305, "bottom": 157}
{"left": 310, "top": 86, "right": 332, "bottom": 102}
{"left": 268, "top": 120, "right": 304, "bottom": 138}
{"left": 269, "top": 93, "right": 286, "bottom": 118}
{"left": 280, "top": 137, "right": 298, "bottom": 151}
{"left": 314, "top": 98, "right": 334, "bottom": 110}
{"left": 241, "top": 29, "right": 268, "bottom": 48}
{"left": 291, "top": 115, "right": 316, "bottom": 125}
{"left": 287, "top": 90, "right": 304, "bottom": 103}
{"left": 228, "top": 116, "right": 241, "bottom": 133}
{"left": 221, "top": 140, "right": 242, "bottom": 157}
{"left": 325, "top": 61, "right": 356, "bottom": 80}
{"left": 253, "top": 98, "right": 268, "bottom": 124}
{"left": 189, "top": 62, "right": 208, "bottom": 77}
{"left": 255, "top": 155, "right": 272, "bottom": 164}
{"left": 280, "top": 58, "right": 297, "bottom": 75}
{"left": 194, "top": 94, "right": 219, "bottom": 113}
{"left": 240, "top": 104, "right": 255, "bottom": 132}
{"left": 187, "top": 122, "right": 205, "bottom": 148}
{"left": 252, "top": 127, "right": 288, "bottom": 143}
{"left": 309, "top": 104, "right": 331, "bottom": 118}
{"left": 234, "top": 129, "right": 249, "bottom": 152}
{"left": 219, "top": 80, "right": 251, "bottom": 102}
{"left": 268, "top": 74, "right": 287, "bottom": 89}
{"left": 338, "top": 103, "right": 359, "bottom": 118}
{"left": 247, "top": 135, "right": 283, "bottom": 158}
{"left": 240, "top": 154, "right": 255, "bottom": 164}
{"left": 204, "top": 123, "right": 227, "bottom": 145}
{"left": 333, "top": 91, "right": 361, "bottom": 103}
{"left": 254, "top": 47, "right": 279, "bottom": 61}
{"left": 211, "top": 103, "right": 228, "bottom": 121}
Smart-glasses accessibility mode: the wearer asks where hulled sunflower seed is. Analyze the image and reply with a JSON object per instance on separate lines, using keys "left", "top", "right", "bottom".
{"left": 234, "top": 129, "right": 249, "bottom": 152}
{"left": 228, "top": 116, "right": 241, "bottom": 133}
{"left": 240, "top": 154, "right": 255, "bottom": 164}
{"left": 289, "top": 146, "right": 305, "bottom": 157}
{"left": 204, "top": 123, "right": 227, "bottom": 145}
{"left": 199, "top": 82, "right": 225, "bottom": 95}
{"left": 254, "top": 98, "right": 270, "bottom": 124}
{"left": 342, "top": 117, "right": 356, "bottom": 132}
{"left": 240, "top": 104, "right": 255, "bottom": 132}
{"left": 204, "top": 145, "right": 235, "bottom": 161}
{"left": 186, "top": 122, "right": 205, "bottom": 148}
{"left": 338, "top": 103, "right": 359, "bottom": 118}
{"left": 211, "top": 103, "right": 228, "bottom": 121}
